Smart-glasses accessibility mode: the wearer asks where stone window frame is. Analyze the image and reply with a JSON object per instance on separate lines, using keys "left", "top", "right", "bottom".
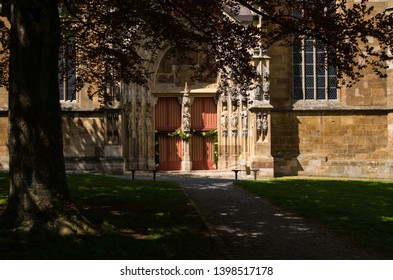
{"left": 59, "top": 35, "right": 78, "bottom": 102}
{"left": 293, "top": 37, "right": 338, "bottom": 101}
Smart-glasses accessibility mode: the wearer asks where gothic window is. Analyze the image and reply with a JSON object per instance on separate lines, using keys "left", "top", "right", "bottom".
{"left": 106, "top": 111, "right": 120, "bottom": 145}
{"left": 293, "top": 38, "right": 337, "bottom": 100}
{"left": 59, "top": 36, "right": 77, "bottom": 101}
{"left": 109, "top": 80, "right": 121, "bottom": 103}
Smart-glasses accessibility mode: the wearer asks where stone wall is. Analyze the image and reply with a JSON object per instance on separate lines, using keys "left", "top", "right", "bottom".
{"left": 0, "top": 111, "right": 109, "bottom": 173}
{"left": 63, "top": 110, "right": 125, "bottom": 174}
{"left": 269, "top": 45, "right": 293, "bottom": 108}
{"left": 265, "top": 0, "right": 393, "bottom": 179}
{"left": 272, "top": 110, "right": 392, "bottom": 178}
{"left": 62, "top": 111, "right": 105, "bottom": 172}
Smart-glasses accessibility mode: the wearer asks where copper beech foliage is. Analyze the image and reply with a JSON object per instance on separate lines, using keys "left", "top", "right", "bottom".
{"left": 1, "top": 0, "right": 392, "bottom": 102}
{"left": 237, "top": 0, "right": 393, "bottom": 86}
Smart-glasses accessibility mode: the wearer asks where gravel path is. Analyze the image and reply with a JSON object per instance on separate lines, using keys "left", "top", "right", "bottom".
{"left": 176, "top": 177, "right": 385, "bottom": 260}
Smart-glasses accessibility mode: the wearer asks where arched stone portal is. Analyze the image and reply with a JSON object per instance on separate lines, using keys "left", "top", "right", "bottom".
{"left": 150, "top": 48, "right": 219, "bottom": 171}
{"left": 121, "top": 47, "right": 275, "bottom": 175}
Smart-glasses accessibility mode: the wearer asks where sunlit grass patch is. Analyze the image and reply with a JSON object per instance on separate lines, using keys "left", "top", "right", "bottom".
{"left": 236, "top": 178, "right": 393, "bottom": 257}
{"left": 380, "top": 216, "right": 393, "bottom": 222}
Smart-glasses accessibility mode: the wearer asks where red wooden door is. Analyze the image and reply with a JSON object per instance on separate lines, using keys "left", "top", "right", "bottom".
{"left": 191, "top": 97, "right": 217, "bottom": 130}
{"left": 157, "top": 136, "right": 182, "bottom": 170}
{"left": 155, "top": 97, "right": 181, "bottom": 131}
{"left": 155, "top": 97, "right": 182, "bottom": 170}
{"left": 190, "top": 97, "right": 217, "bottom": 170}
{"left": 191, "top": 135, "right": 215, "bottom": 170}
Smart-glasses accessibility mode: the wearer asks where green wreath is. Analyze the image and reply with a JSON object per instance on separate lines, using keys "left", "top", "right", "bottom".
{"left": 168, "top": 129, "right": 193, "bottom": 140}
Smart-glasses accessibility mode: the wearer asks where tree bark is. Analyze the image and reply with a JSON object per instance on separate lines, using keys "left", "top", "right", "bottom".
{"left": 1, "top": 0, "right": 92, "bottom": 234}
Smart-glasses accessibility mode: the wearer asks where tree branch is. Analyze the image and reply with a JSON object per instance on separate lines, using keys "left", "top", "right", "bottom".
{"left": 166, "top": 0, "right": 214, "bottom": 39}
{"left": 233, "top": 0, "right": 329, "bottom": 43}
{"left": 62, "top": 0, "right": 85, "bottom": 25}
{"left": 0, "top": 0, "right": 11, "bottom": 19}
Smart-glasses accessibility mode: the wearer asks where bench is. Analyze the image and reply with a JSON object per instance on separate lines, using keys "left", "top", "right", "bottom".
{"left": 130, "top": 170, "right": 158, "bottom": 180}
{"left": 232, "top": 169, "right": 259, "bottom": 180}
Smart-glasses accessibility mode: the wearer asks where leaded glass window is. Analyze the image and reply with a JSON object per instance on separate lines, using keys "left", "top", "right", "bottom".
{"left": 59, "top": 36, "right": 77, "bottom": 101}
{"left": 293, "top": 38, "right": 337, "bottom": 101}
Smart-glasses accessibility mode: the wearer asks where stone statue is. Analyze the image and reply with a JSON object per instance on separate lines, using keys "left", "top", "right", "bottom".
{"left": 255, "top": 77, "right": 262, "bottom": 101}
{"left": 262, "top": 113, "right": 268, "bottom": 141}
{"left": 136, "top": 107, "right": 143, "bottom": 131}
{"left": 182, "top": 106, "right": 191, "bottom": 133}
{"left": 231, "top": 109, "right": 238, "bottom": 136}
{"left": 262, "top": 72, "right": 270, "bottom": 101}
{"left": 221, "top": 107, "right": 228, "bottom": 131}
{"left": 145, "top": 106, "right": 152, "bottom": 133}
{"left": 257, "top": 113, "right": 262, "bottom": 134}
{"left": 241, "top": 109, "right": 248, "bottom": 130}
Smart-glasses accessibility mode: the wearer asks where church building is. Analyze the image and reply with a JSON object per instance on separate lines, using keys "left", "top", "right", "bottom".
{"left": 0, "top": 1, "right": 392, "bottom": 179}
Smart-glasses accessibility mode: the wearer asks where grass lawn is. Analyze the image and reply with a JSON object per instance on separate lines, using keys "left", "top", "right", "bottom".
{"left": 236, "top": 178, "right": 393, "bottom": 257}
{"left": 0, "top": 173, "right": 222, "bottom": 259}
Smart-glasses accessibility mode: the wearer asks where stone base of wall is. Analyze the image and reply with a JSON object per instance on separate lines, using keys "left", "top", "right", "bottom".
{"left": 65, "top": 156, "right": 125, "bottom": 175}
{"left": 250, "top": 156, "right": 274, "bottom": 178}
{"left": 101, "top": 145, "right": 125, "bottom": 174}
{"left": 100, "top": 157, "right": 125, "bottom": 175}
{"left": 323, "top": 160, "right": 393, "bottom": 179}
{"left": 274, "top": 156, "right": 301, "bottom": 177}
{"left": 274, "top": 155, "right": 393, "bottom": 179}
{"left": 65, "top": 157, "right": 102, "bottom": 172}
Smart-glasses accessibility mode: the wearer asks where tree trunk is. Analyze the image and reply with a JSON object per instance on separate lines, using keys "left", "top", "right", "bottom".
{"left": 1, "top": 0, "right": 93, "bottom": 234}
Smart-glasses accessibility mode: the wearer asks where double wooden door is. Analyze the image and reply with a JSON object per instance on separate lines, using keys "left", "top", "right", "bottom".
{"left": 155, "top": 97, "right": 217, "bottom": 170}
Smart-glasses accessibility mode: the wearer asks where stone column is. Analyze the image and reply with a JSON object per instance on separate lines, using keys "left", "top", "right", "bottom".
{"left": 218, "top": 94, "right": 229, "bottom": 169}
{"left": 123, "top": 104, "right": 132, "bottom": 170}
{"left": 234, "top": 90, "right": 247, "bottom": 172}
{"left": 181, "top": 83, "right": 192, "bottom": 171}
{"left": 145, "top": 104, "right": 155, "bottom": 170}
{"left": 249, "top": 108, "right": 274, "bottom": 177}
{"left": 248, "top": 50, "right": 274, "bottom": 177}
{"left": 136, "top": 104, "right": 146, "bottom": 169}
{"left": 229, "top": 99, "right": 239, "bottom": 168}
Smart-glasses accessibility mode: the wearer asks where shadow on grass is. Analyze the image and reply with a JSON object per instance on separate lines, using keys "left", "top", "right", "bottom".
{"left": 0, "top": 173, "right": 222, "bottom": 259}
